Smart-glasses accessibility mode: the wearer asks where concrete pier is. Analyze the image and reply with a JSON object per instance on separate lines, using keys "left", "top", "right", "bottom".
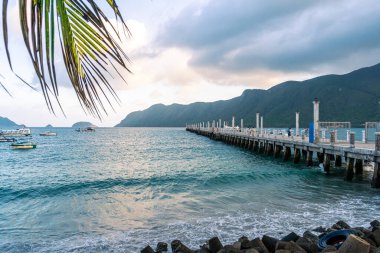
{"left": 186, "top": 126, "right": 380, "bottom": 187}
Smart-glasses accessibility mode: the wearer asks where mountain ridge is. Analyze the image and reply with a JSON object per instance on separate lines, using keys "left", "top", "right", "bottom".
{"left": 116, "top": 63, "right": 380, "bottom": 128}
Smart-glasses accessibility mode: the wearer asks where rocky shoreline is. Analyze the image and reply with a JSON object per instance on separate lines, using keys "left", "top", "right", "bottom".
{"left": 141, "top": 220, "right": 380, "bottom": 253}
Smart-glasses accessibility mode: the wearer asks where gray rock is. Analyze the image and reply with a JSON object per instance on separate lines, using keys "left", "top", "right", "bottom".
{"left": 321, "top": 245, "right": 337, "bottom": 252}
{"left": 371, "top": 230, "right": 380, "bottom": 246}
{"left": 281, "top": 232, "right": 300, "bottom": 242}
{"left": 239, "top": 237, "right": 253, "bottom": 249}
{"left": 303, "top": 231, "right": 319, "bottom": 244}
{"left": 141, "top": 245, "right": 155, "bottom": 253}
{"left": 156, "top": 242, "right": 168, "bottom": 253}
{"left": 232, "top": 242, "right": 241, "bottom": 250}
{"left": 262, "top": 235, "right": 278, "bottom": 253}
{"left": 216, "top": 245, "right": 238, "bottom": 253}
{"left": 250, "top": 238, "right": 269, "bottom": 253}
{"left": 208, "top": 237, "right": 223, "bottom": 253}
{"left": 296, "top": 237, "right": 318, "bottom": 253}
{"left": 335, "top": 221, "right": 351, "bottom": 229}
{"left": 337, "top": 234, "right": 370, "bottom": 253}
{"left": 371, "top": 220, "right": 380, "bottom": 228}
{"left": 312, "top": 226, "right": 327, "bottom": 233}
{"left": 171, "top": 240, "right": 192, "bottom": 253}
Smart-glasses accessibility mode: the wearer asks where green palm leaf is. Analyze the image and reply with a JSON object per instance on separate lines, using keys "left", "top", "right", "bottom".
{"left": 2, "top": 0, "right": 130, "bottom": 117}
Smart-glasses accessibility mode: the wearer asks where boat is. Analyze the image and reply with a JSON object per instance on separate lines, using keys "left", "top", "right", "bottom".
{"left": 10, "top": 140, "right": 37, "bottom": 149}
{"left": 0, "top": 136, "right": 17, "bottom": 142}
{"left": 40, "top": 131, "right": 57, "bottom": 136}
{"left": 0, "top": 128, "right": 31, "bottom": 137}
{"left": 76, "top": 127, "right": 95, "bottom": 132}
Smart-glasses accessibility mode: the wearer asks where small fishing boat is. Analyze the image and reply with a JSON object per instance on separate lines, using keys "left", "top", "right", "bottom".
{"left": 40, "top": 131, "right": 57, "bottom": 136}
{"left": 76, "top": 127, "right": 95, "bottom": 132}
{"left": 10, "top": 140, "right": 37, "bottom": 149}
{"left": 0, "top": 136, "right": 17, "bottom": 142}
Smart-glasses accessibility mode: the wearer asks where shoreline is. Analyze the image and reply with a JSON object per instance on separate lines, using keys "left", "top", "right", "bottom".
{"left": 141, "top": 220, "right": 380, "bottom": 253}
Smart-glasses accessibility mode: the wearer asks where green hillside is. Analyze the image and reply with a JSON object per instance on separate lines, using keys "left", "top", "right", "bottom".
{"left": 0, "top": 116, "right": 22, "bottom": 128}
{"left": 116, "top": 63, "right": 380, "bottom": 128}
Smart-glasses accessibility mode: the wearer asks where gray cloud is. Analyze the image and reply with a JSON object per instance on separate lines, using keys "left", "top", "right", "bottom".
{"left": 157, "top": 0, "right": 380, "bottom": 73}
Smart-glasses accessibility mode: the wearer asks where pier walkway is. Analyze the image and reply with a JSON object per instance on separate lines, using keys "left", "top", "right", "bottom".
{"left": 186, "top": 126, "right": 380, "bottom": 188}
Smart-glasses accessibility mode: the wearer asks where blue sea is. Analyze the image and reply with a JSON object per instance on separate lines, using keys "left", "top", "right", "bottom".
{"left": 0, "top": 128, "right": 379, "bottom": 252}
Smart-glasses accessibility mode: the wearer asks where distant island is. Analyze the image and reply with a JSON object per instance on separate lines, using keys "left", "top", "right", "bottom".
{"left": 72, "top": 122, "right": 98, "bottom": 128}
{"left": 45, "top": 124, "right": 54, "bottom": 128}
{"left": 0, "top": 116, "right": 23, "bottom": 129}
{"left": 116, "top": 63, "right": 380, "bottom": 128}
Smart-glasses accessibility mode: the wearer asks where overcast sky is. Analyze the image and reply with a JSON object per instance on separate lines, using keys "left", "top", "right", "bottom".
{"left": 1, "top": 0, "right": 380, "bottom": 127}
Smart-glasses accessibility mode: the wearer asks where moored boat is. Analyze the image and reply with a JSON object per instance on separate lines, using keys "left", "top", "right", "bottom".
{"left": 40, "top": 131, "right": 57, "bottom": 136}
{"left": 0, "top": 128, "right": 31, "bottom": 137}
{"left": 76, "top": 127, "right": 95, "bottom": 132}
{"left": 10, "top": 140, "right": 37, "bottom": 149}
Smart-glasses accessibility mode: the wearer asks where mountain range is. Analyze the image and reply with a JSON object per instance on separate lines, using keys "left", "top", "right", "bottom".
{"left": 116, "top": 63, "right": 380, "bottom": 128}
{"left": 0, "top": 116, "right": 23, "bottom": 128}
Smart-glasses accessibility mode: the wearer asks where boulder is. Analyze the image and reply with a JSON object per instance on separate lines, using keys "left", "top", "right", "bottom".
{"left": 371, "top": 220, "right": 380, "bottom": 228}
{"left": 337, "top": 234, "right": 370, "bottom": 253}
{"left": 371, "top": 230, "right": 380, "bottom": 246}
{"left": 335, "top": 221, "right": 351, "bottom": 230}
{"left": 276, "top": 241, "right": 306, "bottom": 253}
{"left": 232, "top": 242, "right": 241, "bottom": 250}
{"left": 243, "top": 249, "right": 259, "bottom": 253}
{"left": 262, "top": 235, "right": 278, "bottom": 253}
{"left": 141, "top": 245, "right": 155, "bottom": 253}
{"left": 281, "top": 232, "right": 300, "bottom": 242}
{"left": 208, "top": 237, "right": 223, "bottom": 253}
{"left": 239, "top": 236, "right": 253, "bottom": 249}
{"left": 296, "top": 237, "right": 318, "bottom": 253}
{"left": 321, "top": 245, "right": 337, "bottom": 252}
{"left": 217, "top": 245, "right": 239, "bottom": 253}
{"left": 303, "top": 231, "right": 319, "bottom": 244}
{"left": 156, "top": 242, "right": 168, "bottom": 253}
{"left": 250, "top": 238, "right": 269, "bottom": 253}
{"left": 274, "top": 250, "right": 291, "bottom": 253}
{"left": 312, "top": 226, "right": 327, "bottom": 233}
{"left": 171, "top": 240, "right": 192, "bottom": 253}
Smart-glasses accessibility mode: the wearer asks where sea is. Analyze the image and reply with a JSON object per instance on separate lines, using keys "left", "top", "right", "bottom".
{"left": 0, "top": 127, "right": 379, "bottom": 252}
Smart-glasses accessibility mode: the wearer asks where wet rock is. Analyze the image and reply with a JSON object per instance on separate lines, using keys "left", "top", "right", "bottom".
{"left": 274, "top": 250, "right": 291, "bottom": 253}
{"left": 250, "top": 238, "right": 269, "bottom": 253}
{"left": 335, "top": 221, "right": 351, "bottom": 229}
{"left": 276, "top": 241, "right": 306, "bottom": 253}
{"left": 371, "top": 230, "right": 380, "bottom": 246}
{"left": 208, "top": 237, "right": 223, "bottom": 253}
{"left": 232, "top": 241, "right": 241, "bottom": 250}
{"left": 373, "top": 227, "right": 380, "bottom": 232}
{"left": 321, "top": 245, "right": 337, "bottom": 252}
{"left": 354, "top": 227, "right": 372, "bottom": 237}
{"left": 296, "top": 237, "right": 318, "bottom": 253}
{"left": 312, "top": 226, "right": 327, "bottom": 233}
{"left": 217, "top": 245, "right": 238, "bottom": 253}
{"left": 262, "top": 235, "right": 278, "bottom": 253}
{"left": 171, "top": 240, "right": 192, "bottom": 253}
{"left": 281, "top": 232, "right": 300, "bottom": 242}
{"left": 364, "top": 237, "right": 377, "bottom": 247}
{"left": 331, "top": 224, "right": 342, "bottom": 230}
{"left": 302, "top": 231, "right": 319, "bottom": 244}
{"left": 243, "top": 249, "right": 259, "bottom": 253}
{"left": 156, "top": 242, "right": 168, "bottom": 253}
{"left": 141, "top": 245, "right": 155, "bottom": 253}
{"left": 371, "top": 220, "right": 380, "bottom": 228}
{"left": 239, "top": 236, "right": 253, "bottom": 249}
{"left": 194, "top": 245, "right": 211, "bottom": 253}
{"left": 337, "top": 234, "right": 370, "bottom": 253}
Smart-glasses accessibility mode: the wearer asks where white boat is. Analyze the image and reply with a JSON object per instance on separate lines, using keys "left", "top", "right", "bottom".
{"left": 0, "top": 128, "right": 31, "bottom": 137}
{"left": 40, "top": 131, "right": 57, "bottom": 136}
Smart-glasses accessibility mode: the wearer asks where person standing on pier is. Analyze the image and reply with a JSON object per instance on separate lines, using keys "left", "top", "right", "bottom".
{"left": 288, "top": 128, "right": 292, "bottom": 137}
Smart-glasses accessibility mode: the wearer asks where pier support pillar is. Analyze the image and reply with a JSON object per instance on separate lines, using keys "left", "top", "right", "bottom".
{"left": 317, "top": 152, "right": 324, "bottom": 164}
{"left": 294, "top": 148, "right": 301, "bottom": 164}
{"left": 335, "top": 155, "right": 342, "bottom": 167}
{"left": 355, "top": 159, "right": 363, "bottom": 175}
{"left": 301, "top": 150, "right": 307, "bottom": 160}
{"left": 344, "top": 158, "right": 354, "bottom": 181}
{"left": 306, "top": 151, "right": 313, "bottom": 166}
{"left": 323, "top": 154, "right": 331, "bottom": 174}
{"left": 274, "top": 145, "right": 281, "bottom": 158}
{"left": 258, "top": 142, "right": 264, "bottom": 153}
{"left": 283, "top": 147, "right": 291, "bottom": 162}
{"left": 253, "top": 141, "right": 258, "bottom": 152}
{"left": 267, "top": 144, "right": 274, "bottom": 156}
{"left": 371, "top": 132, "right": 380, "bottom": 188}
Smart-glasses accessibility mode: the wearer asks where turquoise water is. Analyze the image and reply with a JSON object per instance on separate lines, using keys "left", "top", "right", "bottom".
{"left": 0, "top": 128, "right": 379, "bottom": 252}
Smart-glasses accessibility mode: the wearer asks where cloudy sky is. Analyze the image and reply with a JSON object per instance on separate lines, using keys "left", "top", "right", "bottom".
{"left": 1, "top": 0, "right": 380, "bottom": 127}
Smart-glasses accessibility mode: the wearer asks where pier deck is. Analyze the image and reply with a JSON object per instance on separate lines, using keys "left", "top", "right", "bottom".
{"left": 186, "top": 127, "right": 380, "bottom": 187}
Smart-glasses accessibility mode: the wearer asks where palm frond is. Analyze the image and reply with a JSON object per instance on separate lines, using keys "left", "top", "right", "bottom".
{"left": 2, "top": 0, "right": 130, "bottom": 117}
